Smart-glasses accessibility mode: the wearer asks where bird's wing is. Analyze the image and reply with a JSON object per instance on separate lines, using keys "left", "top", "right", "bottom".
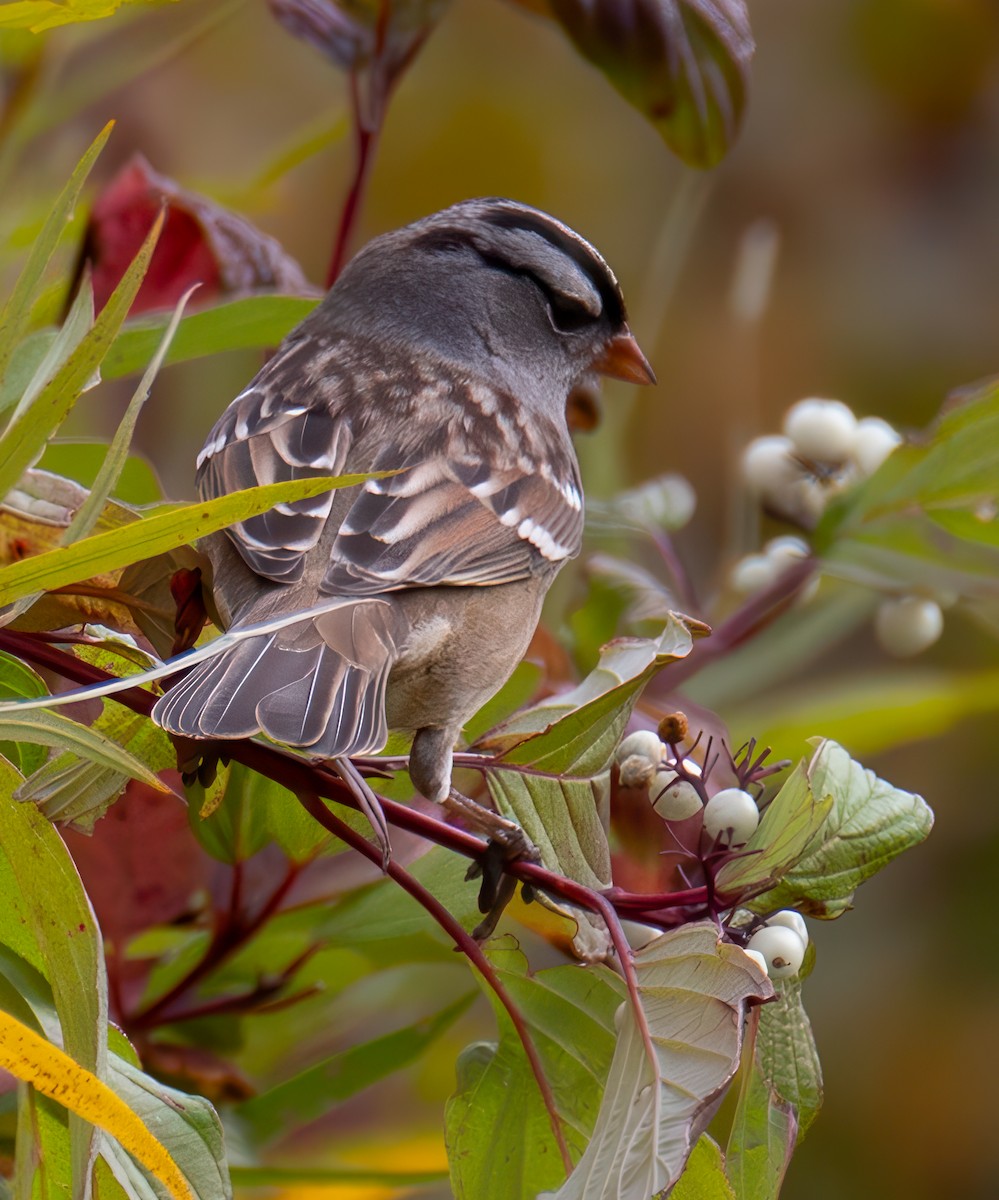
{"left": 195, "top": 332, "right": 355, "bottom": 584}
{"left": 324, "top": 387, "right": 585, "bottom": 594}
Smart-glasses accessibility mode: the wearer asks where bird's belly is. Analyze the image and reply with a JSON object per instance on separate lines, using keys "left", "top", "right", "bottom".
{"left": 384, "top": 579, "right": 546, "bottom": 734}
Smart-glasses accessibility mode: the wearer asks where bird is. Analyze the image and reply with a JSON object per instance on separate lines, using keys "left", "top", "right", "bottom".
{"left": 152, "top": 198, "right": 654, "bottom": 816}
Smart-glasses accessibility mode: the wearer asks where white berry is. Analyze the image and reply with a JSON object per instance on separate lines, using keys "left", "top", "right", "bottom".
{"left": 651, "top": 773, "right": 703, "bottom": 821}
{"left": 765, "top": 910, "right": 808, "bottom": 948}
{"left": 874, "top": 596, "right": 944, "bottom": 657}
{"left": 763, "top": 536, "right": 809, "bottom": 573}
{"left": 851, "top": 416, "right": 902, "bottom": 476}
{"left": 741, "top": 435, "right": 798, "bottom": 496}
{"left": 746, "top": 925, "right": 806, "bottom": 979}
{"left": 730, "top": 553, "right": 777, "bottom": 595}
{"left": 783, "top": 398, "right": 858, "bottom": 462}
{"left": 617, "top": 474, "right": 696, "bottom": 531}
{"left": 742, "top": 947, "right": 769, "bottom": 976}
{"left": 615, "top": 731, "right": 665, "bottom": 770}
{"left": 702, "top": 788, "right": 760, "bottom": 847}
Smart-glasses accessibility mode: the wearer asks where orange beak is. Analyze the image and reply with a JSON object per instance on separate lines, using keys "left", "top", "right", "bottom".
{"left": 593, "top": 327, "right": 656, "bottom": 386}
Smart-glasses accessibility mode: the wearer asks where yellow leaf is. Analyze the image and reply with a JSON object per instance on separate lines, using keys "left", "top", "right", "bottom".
{"left": 0, "top": 1010, "right": 194, "bottom": 1200}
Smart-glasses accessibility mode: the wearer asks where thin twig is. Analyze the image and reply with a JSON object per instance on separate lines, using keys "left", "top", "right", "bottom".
{"left": 295, "top": 788, "right": 574, "bottom": 1177}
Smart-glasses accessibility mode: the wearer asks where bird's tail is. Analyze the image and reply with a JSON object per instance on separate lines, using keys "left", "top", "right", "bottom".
{"left": 152, "top": 598, "right": 405, "bottom": 758}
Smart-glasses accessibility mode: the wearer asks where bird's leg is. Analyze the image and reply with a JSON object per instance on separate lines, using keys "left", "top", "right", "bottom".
{"left": 443, "top": 787, "right": 538, "bottom": 861}
{"left": 332, "top": 756, "right": 392, "bottom": 869}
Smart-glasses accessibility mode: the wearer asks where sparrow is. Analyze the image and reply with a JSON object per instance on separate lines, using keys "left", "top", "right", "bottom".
{"left": 152, "top": 198, "right": 654, "bottom": 814}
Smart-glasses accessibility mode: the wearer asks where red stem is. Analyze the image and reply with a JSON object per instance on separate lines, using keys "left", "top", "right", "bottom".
{"left": 128, "top": 860, "right": 303, "bottom": 1030}
{"left": 325, "top": 69, "right": 381, "bottom": 287}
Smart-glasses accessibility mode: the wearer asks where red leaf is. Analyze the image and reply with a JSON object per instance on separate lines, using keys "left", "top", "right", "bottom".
{"left": 80, "top": 156, "right": 313, "bottom": 315}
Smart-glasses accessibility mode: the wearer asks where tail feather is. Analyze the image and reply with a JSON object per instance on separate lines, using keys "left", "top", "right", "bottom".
{"left": 152, "top": 599, "right": 405, "bottom": 758}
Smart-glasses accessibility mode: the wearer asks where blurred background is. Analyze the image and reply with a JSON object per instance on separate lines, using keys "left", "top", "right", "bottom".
{"left": 3, "top": 0, "right": 999, "bottom": 1195}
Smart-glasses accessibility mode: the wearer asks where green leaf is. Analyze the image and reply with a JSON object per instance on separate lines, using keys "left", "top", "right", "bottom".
{"left": 0, "top": 651, "right": 47, "bottom": 774}
{"left": 2, "top": 275, "right": 94, "bottom": 424}
{"left": 725, "top": 1031, "right": 796, "bottom": 1200}
{"left": 0, "top": 757, "right": 106, "bottom": 1193}
{"left": 671, "top": 1136, "right": 737, "bottom": 1200}
{"left": 546, "top": 0, "right": 754, "bottom": 169}
{"left": 714, "top": 762, "right": 833, "bottom": 905}
{"left": 101, "top": 294, "right": 319, "bottom": 381}
{"left": 755, "top": 979, "right": 823, "bottom": 1140}
{"left": 0, "top": 122, "right": 110, "bottom": 382}
{"left": 104, "top": 1055, "right": 230, "bottom": 1200}
{"left": 748, "top": 739, "right": 934, "bottom": 918}
{"left": 37, "top": 442, "right": 162, "bottom": 504}
{"left": 17, "top": 695, "right": 174, "bottom": 832}
{"left": 0, "top": 469, "right": 386, "bottom": 605}
{"left": 818, "top": 383, "right": 999, "bottom": 596}
{"left": 486, "top": 771, "right": 611, "bottom": 948}
{"left": 239, "top": 993, "right": 474, "bottom": 1143}
{"left": 188, "top": 762, "right": 335, "bottom": 865}
{"left": 0, "top": 211, "right": 162, "bottom": 507}
{"left": 547, "top": 923, "right": 772, "bottom": 1200}
{"left": 446, "top": 939, "right": 625, "bottom": 1200}
{"left": 488, "top": 614, "right": 698, "bottom": 776}
{"left": 63, "top": 286, "right": 196, "bottom": 544}
{"left": 0, "top": 708, "right": 170, "bottom": 793}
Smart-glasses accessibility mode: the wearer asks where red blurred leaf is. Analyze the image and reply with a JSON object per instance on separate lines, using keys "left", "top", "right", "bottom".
{"left": 541, "top": 0, "right": 755, "bottom": 168}
{"left": 80, "top": 156, "right": 312, "bottom": 315}
{"left": 62, "top": 777, "right": 217, "bottom": 1011}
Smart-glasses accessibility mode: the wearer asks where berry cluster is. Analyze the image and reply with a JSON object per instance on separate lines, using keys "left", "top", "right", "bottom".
{"left": 736, "top": 396, "right": 946, "bottom": 657}
{"left": 614, "top": 728, "right": 809, "bottom": 980}
{"left": 741, "top": 397, "right": 901, "bottom": 526}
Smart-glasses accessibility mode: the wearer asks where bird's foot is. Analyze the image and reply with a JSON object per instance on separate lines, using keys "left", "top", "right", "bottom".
{"left": 446, "top": 788, "right": 540, "bottom": 939}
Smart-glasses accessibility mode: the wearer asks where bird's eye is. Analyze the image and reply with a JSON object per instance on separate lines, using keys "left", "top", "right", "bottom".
{"left": 546, "top": 294, "right": 597, "bottom": 335}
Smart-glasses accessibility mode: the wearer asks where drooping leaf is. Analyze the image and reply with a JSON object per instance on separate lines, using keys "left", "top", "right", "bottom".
{"left": 755, "top": 978, "right": 823, "bottom": 1140}
{"left": 17, "top": 663, "right": 175, "bottom": 832}
{"left": 77, "top": 155, "right": 313, "bottom": 315}
{"left": 266, "top": 0, "right": 451, "bottom": 81}
{"left": 542, "top": 0, "right": 755, "bottom": 168}
{"left": 747, "top": 739, "right": 934, "bottom": 918}
{"left": 490, "top": 771, "right": 610, "bottom": 888}
{"left": 547, "top": 923, "right": 772, "bottom": 1200}
{"left": 446, "top": 938, "right": 625, "bottom": 1199}
{"left": 0, "top": 469, "right": 200, "bottom": 653}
